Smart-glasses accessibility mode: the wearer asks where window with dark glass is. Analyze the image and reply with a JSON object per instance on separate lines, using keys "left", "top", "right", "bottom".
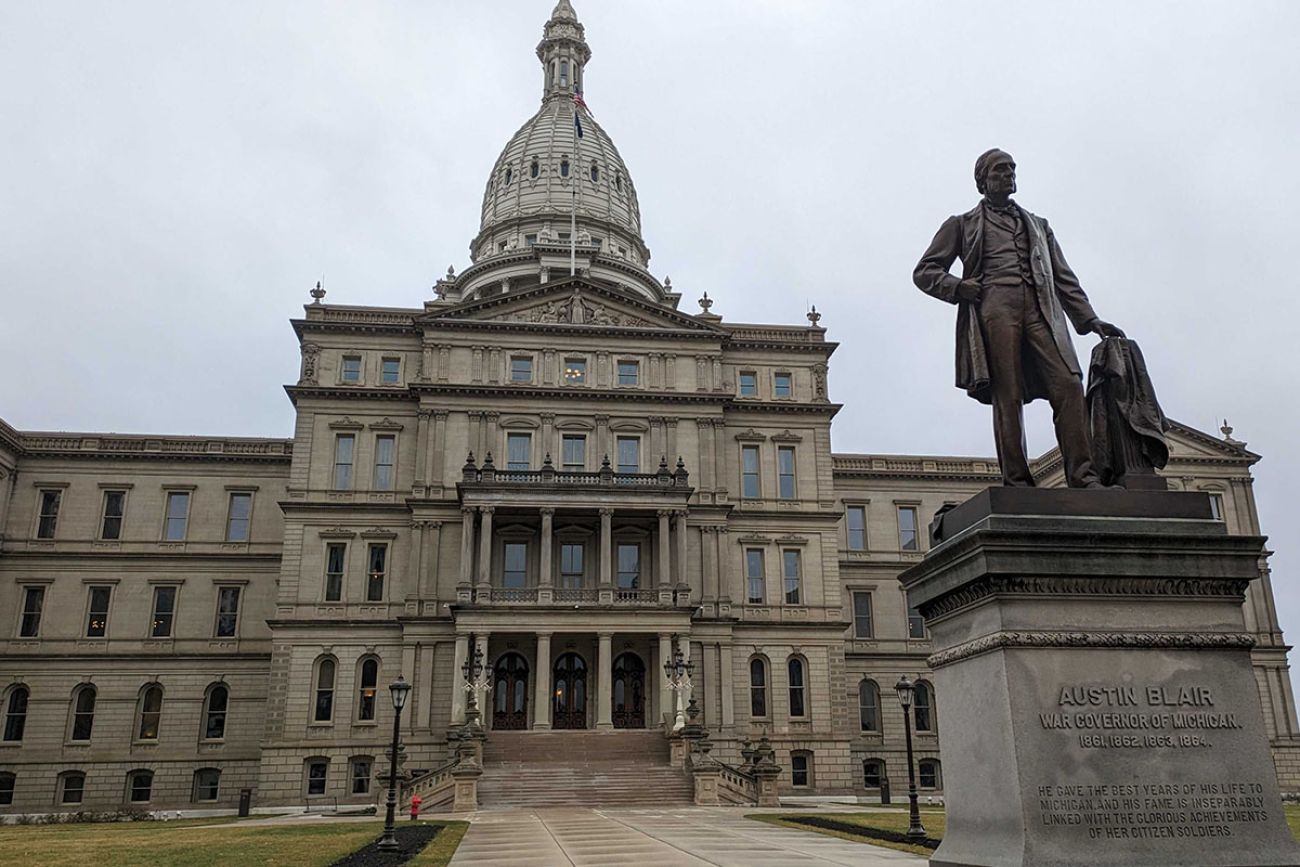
{"left": 505, "top": 166, "right": 513, "bottom": 184}
{"left": 560, "top": 543, "right": 584, "bottom": 588}
{"left": 4, "top": 687, "right": 29, "bottom": 742}
{"left": 524, "top": 233, "right": 537, "bottom": 246}
{"left": 60, "top": 772, "right": 86, "bottom": 804}
{"left": 749, "top": 658, "right": 768, "bottom": 717}
{"left": 373, "top": 435, "right": 396, "bottom": 490}
{"left": 590, "top": 162, "right": 599, "bottom": 182}
{"left": 215, "top": 587, "right": 240, "bottom": 637}
{"left": 908, "top": 607, "right": 927, "bottom": 639}
{"left": 163, "top": 491, "right": 190, "bottom": 541}
{"left": 506, "top": 433, "right": 531, "bottom": 471}
{"left": 561, "top": 434, "right": 586, "bottom": 470}
{"left": 859, "top": 679, "right": 880, "bottom": 732}
{"left": 307, "top": 761, "right": 328, "bottom": 796}
{"left": 774, "top": 372, "right": 793, "bottom": 398}
{"left": 150, "top": 586, "right": 176, "bottom": 638}
{"left": 193, "top": 768, "right": 220, "bottom": 802}
{"left": 791, "top": 752, "right": 811, "bottom": 786}
{"left": 529, "top": 158, "right": 539, "bottom": 179}
{"left": 358, "top": 658, "right": 379, "bottom": 721}
{"left": 226, "top": 492, "right": 252, "bottom": 542}
{"left": 914, "top": 682, "right": 935, "bottom": 732}
{"left": 380, "top": 357, "right": 400, "bottom": 383}
{"left": 19, "top": 586, "right": 43, "bottom": 637}
{"left": 204, "top": 685, "right": 228, "bottom": 740}
{"left": 863, "top": 759, "right": 885, "bottom": 788}
{"left": 0, "top": 772, "right": 14, "bottom": 806}
{"left": 560, "top": 158, "right": 570, "bottom": 177}
{"left": 788, "top": 657, "right": 806, "bottom": 717}
{"left": 563, "top": 358, "right": 586, "bottom": 384}
{"left": 351, "top": 758, "right": 372, "bottom": 794}
{"left": 101, "top": 490, "right": 126, "bottom": 539}
{"left": 510, "top": 356, "right": 533, "bottom": 382}
{"left": 616, "top": 543, "right": 640, "bottom": 590}
{"left": 745, "top": 549, "right": 765, "bottom": 604}
{"left": 852, "top": 592, "right": 873, "bottom": 638}
{"left": 777, "top": 446, "right": 796, "bottom": 499}
{"left": 86, "top": 586, "right": 111, "bottom": 637}
{"left": 137, "top": 686, "right": 163, "bottom": 740}
{"left": 919, "top": 759, "right": 941, "bottom": 789}
{"left": 559, "top": 60, "right": 568, "bottom": 86}
{"left": 314, "top": 658, "right": 336, "bottom": 722}
{"left": 503, "top": 542, "right": 528, "bottom": 589}
{"left": 341, "top": 356, "right": 362, "bottom": 383}
{"left": 333, "top": 434, "right": 355, "bottom": 490}
{"left": 846, "top": 505, "right": 866, "bottom": 550}
{"left": 71, "top": 687, "right": 96, "bottom": 741}
{"left": 897, "top": 506, "right": 919, "bottom": 551}
{"left": 782, "top": 550, "right": 802, "bottom": 605}
{"left": 616, "top": 437, "right": 640, "bottom": 474}
{"left": 36, "top": 489, "right": 61, "bottom": 539}
{"left": 366, "top": 545, "right": 387, "bottom": 602}
{"left": 617, "top": 360, "right": 639, "bottom": 385}
{"left": 741, "top": 445, "right": 760, "bottom": 497}
{"left": 739, "top": 371, "right": 757, "bottom": 396}
{"left": 129, "top": 770, "right": 153, "bottom": 803}
{"left": 325, "top": 543, "right": 346, "bottom": 602}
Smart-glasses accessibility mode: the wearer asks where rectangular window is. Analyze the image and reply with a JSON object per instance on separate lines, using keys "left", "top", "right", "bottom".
{"left": 373, "top": 435, "right": 396, "bottom": 490}
{"left": 325, "top": 543, "right": 346, "bottom": 601}
{"left": 561, "top": 434, "right": 586, "bottom": 470}
{"left": 506, "top": 433, "right": 531, "bottom": 471}
{"left": 101, "top": 490, "right": 126, "bottom": 540}
{"left": 503, "top": 542, "right": 528, "bottom": 588}
{"left": 1208, "top": 492, "right": 1224, "bottom": 521}
{"left": 739, "top": 371, "right": 757, "bottom": 396}
{"left": 351, "top": 759, "right": 372, "bottom": 795}
{"left": 782, "top": 550, "right": 802, "bottom": 605}
{"left": 846, "top": 505, "right": 867, "bottom": 550}
{"left": 129, "top": 771, "right": 153, "bottom": 803}
{"left": 330, "top": 435, "right": 354, "bottom": 490}
{"left": 777, "top": 446, "right": 796, "bottom": 499}
{"left": 307, "top": 762, "right": 328, "bottom": 796}
{"left": 193, "top": 769, "right": 220, "bottom": 802}
{"left": 20, "top": 587, "right": 44, "bottom": 638}
{"left": 617, "top": 360, "right": 639, "bottom": 385}
{"left": 741, "top": 445, "right": 761, "bottom": 498}
{"left": 563, "top": 358, "right": 587, "bottom": 384}
{"left": 616, "top": 436, "right": 640, "bottom": 474}
{"left": 510, "top": 356, "right": 533, "bottom": 382}
{"left": 616, "top": 543, "right": 640, "bottom": 590}
{"left": 524, "top": 233, "right": 537, "bottom": 247}
{"left": 745, "top": 549, "right": 765, "bottom": 604}
{"left": 366, "top": 545, "right": 387, "bottom": 602}
{"left": 36, "top": 489, "right": 61, "bottom": 539}
{"left": 341, "top": 355, "right": 362, "bottom": 383}
{"left": 897, "top": 506, "right": 919, "bottom": 551}
{"left": 908, "top": 607, "right": 927, "bottom": 639}
{"left": 852, "top": 592, "right": 874, "bottom": 638}
{"left": 225, "top": 492, "right": 253, "bottom": 542}
{"left": 380, "top": 357, "right": 400, "bottom": 383}
{"left": 560, "top": 543, "right": 584, "bottom": 589}
{"left": 151, "top": 586, "right": 177, "bottom": 638}
{"left": 163, "top": 491, "right": 190, "bottom": 541}
{"left": 791, "top": 754, "right": 810, "bottom": 787}
{"left": 774, "top": 372, "right": 793, "bottom": 398}
{"left": 61, "top": 773, "right": 86, "bottom": 804}
{"left": 215, "top": 586, "right": 240, "bottom": 637}
{"left": 0, "top": 775, "right": 14, "bottom": 805}
{"left": 86, "top": 585, "right": 111, "bottom": 637}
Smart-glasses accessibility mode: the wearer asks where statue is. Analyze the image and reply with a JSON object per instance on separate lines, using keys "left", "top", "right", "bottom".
{"left": 913, "top": 149, "right": 1125, "bottom": 488}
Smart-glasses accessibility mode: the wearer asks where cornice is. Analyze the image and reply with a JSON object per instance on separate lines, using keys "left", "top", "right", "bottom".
{"left": 407, "top": 382, "right": 733, "bottom": 405}
{"left": 284, "top": 385, "right": 420, "bottom": 405}
{"left": 11, "top": 432, "right": 293, "bottom": 464}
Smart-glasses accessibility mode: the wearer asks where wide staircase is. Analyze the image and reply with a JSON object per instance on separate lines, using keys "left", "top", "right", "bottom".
{"left": 476, "top": 730, "right": 694, "bottom": 808}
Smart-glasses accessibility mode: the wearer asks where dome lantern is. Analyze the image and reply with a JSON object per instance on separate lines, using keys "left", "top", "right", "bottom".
{"left": 537, "top": 0, "right": 591, "bottom": 103}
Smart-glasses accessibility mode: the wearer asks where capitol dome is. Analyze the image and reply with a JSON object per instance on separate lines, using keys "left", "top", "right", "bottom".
{"left": 451, "top": 1, "right": 668, "bottom": 306}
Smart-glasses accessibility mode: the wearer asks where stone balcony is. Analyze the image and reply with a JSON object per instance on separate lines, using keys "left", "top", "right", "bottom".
{"left": 457, "top": 452, "right": 693, "bottom": 509}
{"left": 462, "top": 584, "right": 691, "bottom": 608}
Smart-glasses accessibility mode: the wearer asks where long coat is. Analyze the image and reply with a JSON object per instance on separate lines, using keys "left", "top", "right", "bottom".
{"left": 913, "top": 202, "right": 1099, "bottom": 405}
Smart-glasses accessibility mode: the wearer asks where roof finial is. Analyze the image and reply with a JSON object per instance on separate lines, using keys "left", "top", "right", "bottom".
{"left": 310, "top": 280, "right": 326, "bottom": 304}
{"left": 698, "top": 291, "right": 713, "bottom": 313}
{"left": 807, "top": 304, "right": 822, "bottom": 326}
{"left": 663, "top": 276, "right": 672, "bottom": 291}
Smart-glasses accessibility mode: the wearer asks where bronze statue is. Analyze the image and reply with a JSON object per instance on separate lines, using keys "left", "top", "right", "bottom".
{"left": 1086, "top": 337, "right": 1170, "bottom": 488}
{"left": 914, "top": 149, "right": 1124, "bottom": 488}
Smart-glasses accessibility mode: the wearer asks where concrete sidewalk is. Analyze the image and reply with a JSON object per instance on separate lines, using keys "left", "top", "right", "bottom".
{"left": 449, "top": 806, "right": 926, "bottom": 866}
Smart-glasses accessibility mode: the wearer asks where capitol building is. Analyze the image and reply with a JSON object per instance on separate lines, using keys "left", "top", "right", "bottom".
{"left": 2, "top": 1, "right": 1297, "bottom": 814}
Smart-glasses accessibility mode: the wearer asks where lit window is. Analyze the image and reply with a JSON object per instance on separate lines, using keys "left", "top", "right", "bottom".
{"left": 863, "top": 759, "right": 885, "bottom": 789}
{"left": 616, "top": 437, "right": 640, "bottom": 474}
{"left": 741, "top": 445, "right": 760, "bottom": 498}
{"left": 506, "top": 433, "right": 531, "bottom": 471}
{"left": 333, "top": 434, "right": 355, "bottom": 490}
{"left": 510, "top": 356, "right": 533, "bottom": 382}
{"left": 137, "top": 685, "right": 163, "bottom": 740}
{"left": 897, "top": 506, "right": 919, "bottom": 552}
{"left": 617, "top": 360, "right": 639, "bottom": 385}
{"left": 19, "top": 587, "right": 44, "bottom": 638}
{"left": 215, "top": 587, "right": 241, "bottom": 637}
{"left": 503, "top": 542, "right": 528, "bottom": 588}
{"left": 616, "top": 543, "right": 640, "bottom": 590}
{"left": 564, "top": 358, "right": 587, "bottom": 384}
{"left": 358, "top": 658, "right": 379, "bottom": 721}
{"left": 324, "top": 543, "right": 346, "bottom": 602}
{"left": 204, "top": 685, "right": 228, "bottom": 740}
{"left": 226, "top": 492, "right": 253, "bottom": 542}
{"left": 71, "top": 686, "right": 96, "bottom": 741}
{"left": 4, "top": 687, "right": 29, "bottom": 742}
{"left": 859, "top": 679, "right": 880, "bottom": 732}
{"left": 745, "top": 549, "right": 765, "bottom": 604}
{"left": 914, "top": 682, "right": 935, "bottom": 732}
{"left": 129, "top": 770, "right": 153, "bottom": 803}
{"left": 749, "top": 658, "right": 768, "bottom": 717}
{"left": 150, "top": 586, "right": 176, "bottom": 638}
{"left": 908, "top": 607, "right": 927, "bottom": 639}
{"left": 560, "top": 543, "right": 584, "bottom": 589}
{"left": 788, "top": 658, "right": 806, "bottom": 717}
{"left": 101, "top": 490, "right": 126, "bottom": 540}
{"left": 852, "top": 592, "right": 873, "bottom": 638}
{"left": 163, "top": 491, "right": 190, "bottom": 541}
{"left": 314, "top": 658, "right": 336, "bottom": 722}
{"left": 36, "top": 489, "right": 61, "bottom": 539}
{"left": 782, "top": 550, "right": 802, "bottom": 605}
{"left": 60, "top": 772, "right": 86, "bottom": 804}
{"left": 193, "top": 768, "right": 220, "bottom": 802}
{"left": 380, "top": 357, "right": 400, "bottom": 383}
{"left": 341, "top": 356, "right": 362, "bottom": 383}
{"left": 919, "top": 759, "right": 942, "bottom": 789}
{"left": 739, "top": 372, "right": 757, "bottom": 396}
{"left": 351, "top": 758, "right": 372, "bottom": 795}
{"left": 561, "top": 434, "right": 586, "bottom": 470}
{"left": 1208, "top": 492, "right": 1224, "bottom": 521}
{"left": 774, "top": 372, "right": 793, "bottom": 398}
{"left": 791, "top": 752, "right": 812, "bottom": 787}
{"left": 777, "top": 446, "right": 796, "bottom": 499}
{"left": 86, "top": 586, "right": 111, "bottom": 638}
{"left": 846, "top": 505, "right": 866, "bottom": 550}
{"left": 373, "top": 435, "right": 396, "bottom": 490}
{"left": 366, "top": 545, "right": 387, "bottom": 602}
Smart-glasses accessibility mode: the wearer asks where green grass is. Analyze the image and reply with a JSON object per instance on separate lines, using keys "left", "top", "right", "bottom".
{"left": 1286, "top": 804, "right": 1300, "bottom": 840}
{"left": 0, "top": 817, "right": 466, "bottom": 867}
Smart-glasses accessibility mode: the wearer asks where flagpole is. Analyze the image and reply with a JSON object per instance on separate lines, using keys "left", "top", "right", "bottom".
{"left": 570, "top": 95, "right": 578, "bottom": 277}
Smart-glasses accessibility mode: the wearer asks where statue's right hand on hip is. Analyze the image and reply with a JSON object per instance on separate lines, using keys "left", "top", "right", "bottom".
{"left": 957, "top": 279, "right": 983, "bottom": 304}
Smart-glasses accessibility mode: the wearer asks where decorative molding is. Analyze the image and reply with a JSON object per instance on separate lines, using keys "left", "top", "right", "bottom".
{"left": 920, "top": 576, "right": 1252, "bottom": 622}
{"left": 359, "top": 528, "right": 399, "bottom": 540}
{"left": 368, "top": 418, "right": 405, "bottom": 431}
{"left": 928, "top": 630, "right": 1257, "bottom": 669}
{"left": 771, "top": 430, "right": 804, "bottom": 443}
{"left": 318, "top": 528, "right": 357, "bottom": 539}
{"left": 734, "top": 429, "right": 767, "bottom": 442}
{"left": 328, "top": 417, "right": 365, "bottom": 431}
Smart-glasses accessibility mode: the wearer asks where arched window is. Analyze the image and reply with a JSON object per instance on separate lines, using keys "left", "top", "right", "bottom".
{"left": 314, "top": 657, "right": 336, "bottom": 722}
{"left": 203, "top": 684, "right": 229, "bottom": 740}
{"left": 749, "top": 657, "right": 768, "bottom": 717}
{"left": 3, "top": 686, "right": 29, "bottom": 742}
{"left": 787, "top": 657, "right": 806, "bottom": 718}
{"left": 505, "top": 166, "right": 513, "bottom": 185}
{"left": 858, "top": 679, "right": 880, "bottom": 732}
{"left": 193, "top": 768, "right": 220, "bottom": 802}
{"left": 590, "top": 162, "right": 599, "bottom": 183}
{"left": 0, "top": 771, "right": 14, "bottom": 806}
{"left": 863, "top": 758, "right": 886, "bottom": 789}
{"left": 560, "top": 60, "right": 569, "bottom": 87}
{"left": 127, "top": 769, "right": 154, "bottom": 803}
{"left": 70, "top": 685, "right": 96, "bottom": 742}
{"left": 914, "top": 681, "right": 935, "bottom": 732}
{"left": 136, "top": 684, "right": 163, "bottom": 740}
{"left": 58, "top": 770, "right": 86, "bottom": 805}
{"left": 530, "top": 158, "right": 540, "bottom": 179}
{"left": 560, "top": 158, "right": 570, "bottom": 178}
{"left": 357, "top": 658, "right": 379, "bottom": 722}
{"left": 616, "top": 172, "right": 624, "bottom": 193}
{"left": 919, "top": 758, "right": 942, "bottom": 789}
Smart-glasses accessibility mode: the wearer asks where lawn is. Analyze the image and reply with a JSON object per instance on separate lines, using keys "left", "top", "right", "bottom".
{"left": 0, "top": 817, "right": 468, "bottom": 867}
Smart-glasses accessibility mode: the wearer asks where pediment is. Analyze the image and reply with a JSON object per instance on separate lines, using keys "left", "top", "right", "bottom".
{"left": 418, "top": 278, "right": 724, "bottom": 334}
{"left": 1164, "top": 420, "right": 1259, "bottom": 462}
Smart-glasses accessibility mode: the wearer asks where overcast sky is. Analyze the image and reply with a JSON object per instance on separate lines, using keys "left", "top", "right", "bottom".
{"left": 3, "top": 1, "right": 1299, "bottom": 676}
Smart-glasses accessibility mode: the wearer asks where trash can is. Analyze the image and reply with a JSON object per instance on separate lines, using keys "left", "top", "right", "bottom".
{"left": 238, "top": 788, "right": 252, "bottom": 818}
{"left": 880, "top": 778, "right": 891, "bottom": 805}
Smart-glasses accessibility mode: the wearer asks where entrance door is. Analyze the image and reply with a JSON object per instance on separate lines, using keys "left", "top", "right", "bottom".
{"left": 553, "top": 652, "right": 588, "bottom": 729}
{"left": 492, "top": 652, "right": 529, "bottom": 730}
{"left": 612, "top": 652, "right": 646, "bottom": 728}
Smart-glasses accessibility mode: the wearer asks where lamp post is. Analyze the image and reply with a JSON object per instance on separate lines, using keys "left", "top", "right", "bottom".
{"left": 461, "top": 640, "right": 490, "bottom": 729}
{"left": 662, "top": 642, "right": 694, "bottom": 731}
{"left": 378, "top": 675, "right": 412, "bottom": 853}
{"left": 894, "top": 675, "right": 927, "bottom": 842}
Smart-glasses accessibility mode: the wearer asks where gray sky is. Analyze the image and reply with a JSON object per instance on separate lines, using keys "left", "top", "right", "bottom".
{"left": 3, "top": 1, "right": 1299, "bottom": 675}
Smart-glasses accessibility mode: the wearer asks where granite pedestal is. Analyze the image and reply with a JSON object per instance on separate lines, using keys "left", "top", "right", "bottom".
{"left": 900, "top": 488, "right": 1299, "bottom": 867}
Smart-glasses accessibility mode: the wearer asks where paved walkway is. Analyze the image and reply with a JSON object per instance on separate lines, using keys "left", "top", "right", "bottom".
{"left": 449, "top": 806, "right": 926, "bottom": 866}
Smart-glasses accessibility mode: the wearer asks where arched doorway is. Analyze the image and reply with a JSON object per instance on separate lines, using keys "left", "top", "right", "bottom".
{"left": 612, "top": 652, "right": 645, "bottom": 728}
{"left": 553, "top": 652, "right": 587, "bottom": 729}
{"left": 492, "top": 653, "right": 529, "bottom": 730}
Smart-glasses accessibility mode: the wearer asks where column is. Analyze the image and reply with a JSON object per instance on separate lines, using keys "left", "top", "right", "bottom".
{"left": 459, "top": 507, "right": 476, "bottom": 588}
{"left": 595, "top": 415, "right": 610, "bottom": 461}
{"left": 477, "top": 506, "right": 494, "bottom": 591}
{"left": 596, "top": 632, "right": 614, "bottom": 730}
{"left": 534, "top": 633, "right": 552, "bottom": 730}
{"left": 657, "top": 510, "right": 672, "bottom": 587}
{"left": 401, "top": 642, "right": 418, "bottom": 734}
{"left": 541, "top": 413, "right": 555, "bottom": 458}
{"left": 422, "top": 522, "right": 442, "bottom": 607}
{"left": 701, "top": 526, "right": 717, "bottom": 604}
{"left": 430, "top": 410, "right": 448, "bottom": 490}
{"left": 486, "top": 411, "right": 500, "bottom": 459}
{"left": 675, "top": 510, "right": 690, "bottom": 596}
{"left": 415, "top": 409, "right": 431, "bottom": 490}
{"left": 451, "top": 633, "right": 469, "bottom": 725}
{"left": 658, "top": 632, "right": 673, "bottom": 729}
{"left": 720, "top": 642, "right": 735, "bottom": 728}
{"left": 717, "top": 527, "right": 733, "bottom": 607}
{"left": 539, "top": 508, "right": 555, "bottom": 594}
{"left": 421, "top": 344, "right": 435, "bottom": 382}
{"left": 599, "top": 508, "right": 613, "bottom": 586}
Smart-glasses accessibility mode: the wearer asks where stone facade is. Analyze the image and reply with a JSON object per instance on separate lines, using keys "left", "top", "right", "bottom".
{"left": 2, "top": 1, "right": 1298, "bottom": 815}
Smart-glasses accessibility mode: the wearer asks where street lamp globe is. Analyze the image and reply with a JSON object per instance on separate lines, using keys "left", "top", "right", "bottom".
{"left": 390, "top": 675, "right": 412, "bottom": 711}
{"left": 895, "top": 675, "right": 915, "bottom": 709}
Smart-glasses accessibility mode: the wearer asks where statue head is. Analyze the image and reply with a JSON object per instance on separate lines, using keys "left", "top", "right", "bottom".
{"left": 975, "top": 148, "right": 1016, "bottom": 197}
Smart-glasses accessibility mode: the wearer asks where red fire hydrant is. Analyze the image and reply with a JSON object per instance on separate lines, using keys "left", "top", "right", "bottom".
{"left": 409, "top": 793, "right": 422, "bottom": 821}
